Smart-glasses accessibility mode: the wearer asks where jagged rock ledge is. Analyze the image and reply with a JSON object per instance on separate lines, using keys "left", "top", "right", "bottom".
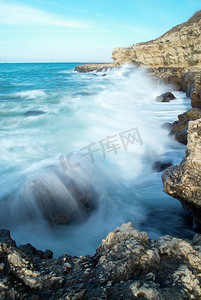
{"left": 148, "top": 67, "right": 201, "bottom": 108}
{"left": 75, "top": 63, "right": 115, "bottom": 73}
{"left": 1, "top": 222, "right": 201, "bottom": 299}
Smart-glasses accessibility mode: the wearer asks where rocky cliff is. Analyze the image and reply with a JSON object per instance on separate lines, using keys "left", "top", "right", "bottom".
{"left": 112, "top": 11, "right": 201, "bottom": 68}
{"left": 111, "top": 11, "right": 201, "bottom": 108}
{"left": 162, "top": 118, "right": 201, "bottom": 229}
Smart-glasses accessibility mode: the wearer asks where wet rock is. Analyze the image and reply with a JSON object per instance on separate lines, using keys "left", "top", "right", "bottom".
{"left": 178, "top": 107, "right": 201, "bottom": 122}
{"left": 0, "top": 229, "right": 16, "bottom": 247}
{"left": 75, "top": 64, "right": 115, "bottom": 73}
{"left": 0, "top": 222, "right": 201, "bottom": 299}
{"left": 149, "top": 67, "right": 201, "bottom": 108}
{"left": 13, "top": 166, "right": 98, "bottom": 225}
{"left": 169, "top": 108, "right": 201, "bottom": 144}
{"left": 152, "top": 160, "right": 172, "bottom": 172}
{"left": 156, "top": 92, "right": 176, "bottom": 102}
{"left": 161, "top": 122, "right": 173, "bottom": 131}
{"left": 25, "top": 111, "right": 45, "bottom": 117}
{"left": 18, "top": 243, "right": 53, "bottom": 259}
{"left": 162, "top": 118, "right": 201, "bottom": 229}
{"left": 152, "top": 153, "right": 173, "bottom": 172}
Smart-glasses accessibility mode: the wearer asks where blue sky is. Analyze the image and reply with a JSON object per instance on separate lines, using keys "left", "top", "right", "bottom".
{"left": 0, "top": 0, "right": 200, "bottom": 62}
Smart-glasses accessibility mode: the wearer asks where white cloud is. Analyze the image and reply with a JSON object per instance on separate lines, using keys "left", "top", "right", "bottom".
{"left": 0, "top": 1, "right": 87, "bottom": 28}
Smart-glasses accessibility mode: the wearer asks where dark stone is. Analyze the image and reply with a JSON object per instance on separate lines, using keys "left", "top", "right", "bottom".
{"left": 25, "top": 111, "right": 45, "bottom": 117}
{"left": 169, "top": 108, "right": 201, "bottom": 145}
{"left": 161, "top": 122, "right": 173, "bottom": 130}
{"left": 152, "top": 160, "right": 173, "bottom": 172}
{"left": 173, "top": 129, "right": 187, "bottom": 144}
{"left": 17, "top": 167, "right": 98, "bottom": 225}
{"left": 19, "top": 243, "right": 45, "bottom": 258}
{"left": 44, "top": 249, "right": 53, "bottom": 259}
{"left": 156, "top": 92, "right": 176, "bottom": 102}
{"left": 18, "top": 243, "right": 53, "bottom": 259}
{"left": 75, "top": 64, "right": 114, "bottom": 73}
{"left": 0, "top": 229, "right": 16, "bottom": 247}
{"left": 0, "top": 222, "right": 201, "bottom": 299}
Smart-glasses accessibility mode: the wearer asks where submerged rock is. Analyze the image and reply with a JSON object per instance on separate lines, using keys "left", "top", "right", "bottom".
{"left": 152, "top": 160, "right": 172, "bottom": 172}
{"left": 156, "top": 92, "right": 176, "bottom": 102}
{"left": 151, "top": 153, "right": 173, "bottom": 172}
{"left": 161, "top": 122, "right": 173, "bottom": 131}
{"left": 8, "top": 165, "right": 98, "bottom": 225}
{"left": 24, "top": 110, "right": 45, "bottom": 117}
{"left": 169, "top": 108, "right": 201, "bottom": 144}
{"left": 162, "top": 118, "right": 201, "bottom": 229}
{"left": 0, "top": 222, "right": 201, "bottom": 299}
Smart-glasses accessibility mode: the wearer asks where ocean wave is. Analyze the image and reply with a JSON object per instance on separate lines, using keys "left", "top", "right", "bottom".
{"left": 59, "top": 70, "right": 74, "bottom": 74}
{"left": 14, "top": 90, "right": 47, "bottom": 99}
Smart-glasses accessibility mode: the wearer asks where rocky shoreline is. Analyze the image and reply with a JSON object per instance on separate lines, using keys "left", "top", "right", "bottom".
{"left": 1, "top": 11, "right": 201, "bottom": 300}
{"left": 74, "top": 63, "right": 114, "bottom": 73}
{"left": 74, "top": 65, "right": 201, "bottom": 109}
{"left": 1, "top": 222, "right": 201, "bottom": 299}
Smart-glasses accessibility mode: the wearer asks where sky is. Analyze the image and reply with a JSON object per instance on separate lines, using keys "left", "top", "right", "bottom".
{"left": 0, "top": 0, "right": 200, "bottom": 63}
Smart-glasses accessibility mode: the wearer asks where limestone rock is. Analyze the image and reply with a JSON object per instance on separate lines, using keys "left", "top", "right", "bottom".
{"left": 111, "top": 11, "right": 201, "bottom": 107}
{"left": 1, "top": 222, "right": 201, "bottom": 299}
{"left": 112, "top": 11, "right": 201, "bottom": 69}
{"left": 169, "top": 108, "right": 201, "bottom": 144}
{"left": 162, "top": 118, "right": 201, "bottom": 228}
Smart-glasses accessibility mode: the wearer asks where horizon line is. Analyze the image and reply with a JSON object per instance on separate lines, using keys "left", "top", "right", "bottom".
{"left": 0, "top": 61, "right": 113, "bottom": 64}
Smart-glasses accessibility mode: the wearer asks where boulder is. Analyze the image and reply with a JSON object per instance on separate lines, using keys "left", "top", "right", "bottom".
{"left": 161, "top": 122, "right": 173, "bottom": 131}
{"left": 169, "top": 108, "right": 201, "bottom": 144}
{"left": 162, "top": 118, "right": 201, "bottom": 229}
{"left": 10, "top": 166, "right": 98, "bottom": 225}
{"left": 156, "top": 92, "right": 176, "bottom": 102}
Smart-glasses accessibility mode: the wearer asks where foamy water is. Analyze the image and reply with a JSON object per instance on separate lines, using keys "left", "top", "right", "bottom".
{"left": 0, "top": 63, "right": 193, "bottom": 256}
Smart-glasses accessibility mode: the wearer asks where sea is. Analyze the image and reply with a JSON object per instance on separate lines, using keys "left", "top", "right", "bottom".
{"left": 0, "top": 62, "right": 193, "bottom": 257}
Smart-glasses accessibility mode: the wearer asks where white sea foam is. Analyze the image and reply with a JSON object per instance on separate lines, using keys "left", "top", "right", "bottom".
{"left": 14, "top": 89, "right": 47, "bottom": 99}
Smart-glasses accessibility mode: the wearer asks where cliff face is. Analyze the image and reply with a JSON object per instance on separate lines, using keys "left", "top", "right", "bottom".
{"left": 162, "top": 118, "right": 201, "bottom": 229}
{"left": 112, "top": 11, "right": 201, "bottom": 68}
{"left": 111, "top": 11, "right": 201, "bottom": 108}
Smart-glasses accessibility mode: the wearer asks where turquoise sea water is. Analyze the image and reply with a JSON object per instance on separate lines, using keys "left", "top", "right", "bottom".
{"left": 0, "top": 63, "right": 193, "bottom": 256}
